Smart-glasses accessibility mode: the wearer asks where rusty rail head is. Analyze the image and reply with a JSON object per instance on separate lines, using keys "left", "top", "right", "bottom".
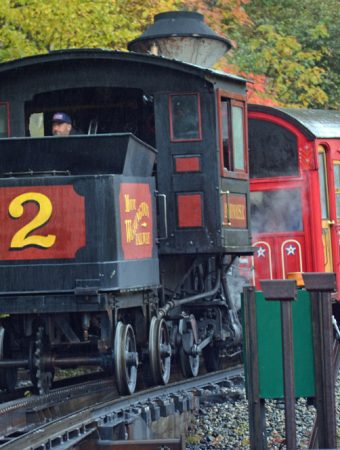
{"left": 260, "top": 280, "right": 297, "bottom": 301}
{"left": 302, "top": 272, "right": 336, "bottom": 292}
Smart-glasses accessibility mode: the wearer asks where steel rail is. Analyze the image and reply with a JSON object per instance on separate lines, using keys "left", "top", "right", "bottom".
{"left": 0, "top": 366, "right": 243, "bottom": 449}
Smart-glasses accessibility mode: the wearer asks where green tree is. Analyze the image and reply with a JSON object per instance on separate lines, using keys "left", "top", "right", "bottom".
{"left": 1, "top": 0, "right": 338, "bottom": 108}
{"left": 176, "top": 0, "right": 338, "bottom": 108}
{"left": 232, "top": 0, "right": 339, "bottom": 108}
{"left": 0, "top": 0, "right": 177, "bottom": 61}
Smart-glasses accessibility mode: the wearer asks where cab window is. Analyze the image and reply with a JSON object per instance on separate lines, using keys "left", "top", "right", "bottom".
{"left": 25, "top": 87, "right": 156, "bottom": 146}
{"left": 232, "top": 105, "right": 245, "bottom": 171}
{"left": 169, "top": 93, "right": 201, "bottom": 142}
{"left": 0, "top": 103, "right": 9, "bottom": 138}
{"left": 219, "top": 94, "right": 246, "bottom": 175}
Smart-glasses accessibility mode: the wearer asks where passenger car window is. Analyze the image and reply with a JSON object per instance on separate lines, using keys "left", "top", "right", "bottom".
{"left": 249, "top": 118, "right": 298, "bottom": 179}
{"left": 318, "top": 152, "right": 328, "bottom": 220}
{"left": 333, "top": 162, "right": 340, "bottom": 220}
{"left": 250, "top": 189, "right": 303, "bottom": 233}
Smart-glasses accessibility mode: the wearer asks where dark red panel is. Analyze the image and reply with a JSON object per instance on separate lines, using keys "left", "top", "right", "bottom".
{"left": 0, "top": 185, "right": 85, "bottom": 260}
{"left": 119, "top": 183, "right": 153, "bottom": 260}
{"left": 253, "top": 241, "right": 273, "bottom": 289}
{"left": 177, "top": 193, "right": 203, "bottom": 228}
{"left": 174, "top": 156, "right": 200, "bottom": 173}
{"left": 281, "top": 239, "right": 304, "bottom": 276}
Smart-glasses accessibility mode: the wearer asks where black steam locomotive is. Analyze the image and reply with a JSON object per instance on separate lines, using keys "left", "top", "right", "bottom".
{"left": 0, "top": 12, "right": 252, "bottom": 394}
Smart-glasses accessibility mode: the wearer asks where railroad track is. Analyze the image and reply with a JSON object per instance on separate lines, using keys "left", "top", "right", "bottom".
{"left": 0, "top": 364, "right": 243, "bottom": 449}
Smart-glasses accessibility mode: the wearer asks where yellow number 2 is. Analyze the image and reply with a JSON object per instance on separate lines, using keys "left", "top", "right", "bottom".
{"left": 9, "top": 192, "right": 56, "bottom": 249}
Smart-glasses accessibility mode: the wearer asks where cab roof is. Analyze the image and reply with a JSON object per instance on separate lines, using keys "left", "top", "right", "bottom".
{"left": 0, "top": 48, "right": 246, "bottom": 85}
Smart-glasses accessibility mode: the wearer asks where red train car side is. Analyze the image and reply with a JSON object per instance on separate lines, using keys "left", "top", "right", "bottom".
{"left": 246, "top": 105, "right": 340, "bottom": 298}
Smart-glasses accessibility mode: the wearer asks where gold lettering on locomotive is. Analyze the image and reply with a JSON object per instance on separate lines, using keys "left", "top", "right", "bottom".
{"left": 229, "top": 203, "right": 245, "bottom": 220}
{"left": 124, "top": 194, "right": 136, "bottom": 213}
{"left": 223, "top": 194, "right": 247, "bottom": 228}
{"left": 124, "top": 199, "right": 150, "bottom": 246}
{"left": 124, "top": 219, "right": 135, "bottom": 243}
{"left": 9, "top": 192, "right": 56, "bottom": 249}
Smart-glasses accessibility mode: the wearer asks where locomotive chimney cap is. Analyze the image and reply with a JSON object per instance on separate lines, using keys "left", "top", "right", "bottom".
{"left": 128, "top": 11, "right": 232, "bottom": 68}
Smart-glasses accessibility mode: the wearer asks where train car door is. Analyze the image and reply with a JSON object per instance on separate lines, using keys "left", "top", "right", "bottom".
{"left": 318, "top": 146, "right": 333, "bottom": 272}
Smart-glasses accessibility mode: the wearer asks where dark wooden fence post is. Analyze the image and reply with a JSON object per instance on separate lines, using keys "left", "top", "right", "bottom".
{"left": 243, "top": 286, "right": 267, "bottom": 450}
{"left": 302, "top": 273, "right": 337, "bottom": 449}
{"left": 260, "top": 280, "right": 297, "bottom": 450}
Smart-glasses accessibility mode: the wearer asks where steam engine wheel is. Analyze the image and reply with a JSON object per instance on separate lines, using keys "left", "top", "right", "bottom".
{"left": 178, "top": 319, "right": 200, "bottom": 378}
{"left": 114, "top": 322, "right": 138, "bottom": 395}
{"left": 148, "top": 317, "right": 171, "bottom": 385}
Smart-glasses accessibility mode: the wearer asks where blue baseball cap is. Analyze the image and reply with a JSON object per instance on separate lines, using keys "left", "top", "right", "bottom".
{"left": 52, "top": 112, "right": 72, "bottom": 124}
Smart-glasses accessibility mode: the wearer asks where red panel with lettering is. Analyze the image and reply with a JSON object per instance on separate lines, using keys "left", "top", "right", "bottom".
{"left": 223, "top": 193, "right": 247, "bottom": 228}
{"left": 177, "top": 193, "right": 203, "bottom": 228}
{"left": 119, "top": 183, "right": 153, "bottom": 260}
{"left": 0, "top": 185, "right": 85, "bottom": 260}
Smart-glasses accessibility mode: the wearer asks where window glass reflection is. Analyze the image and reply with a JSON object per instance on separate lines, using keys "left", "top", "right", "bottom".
{"left": 0, "top": 104, "right": 8, "bottom": 138}
{"left": 318, "top": 152, "right": 328, "bottom": 219}
{"left": 171, "top": 95, "right": 200, "bottom": 140}
{"left": 250, "top": 189, "right": 303, "bottom": 233}
{"left": 232, "top": 105, "right": 244, "bottom": 170}
{"left": 221, "top": 100, "right": 229, "bottom": 170}
{"left": 333, "top": 163, "right": 340, "bottom": 219}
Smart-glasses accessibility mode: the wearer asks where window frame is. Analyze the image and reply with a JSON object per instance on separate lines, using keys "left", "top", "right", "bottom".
{"left": 169, "top": 92, "right": 202, "bottom": 143}
{"left": 333, "top": 161, "right": 340, "bottom": 222}
{"left": 0, "top": 102, "right": 10, "bottom": 138}
{"left": 217, "top": 90, "right": 248, "bottom": 179}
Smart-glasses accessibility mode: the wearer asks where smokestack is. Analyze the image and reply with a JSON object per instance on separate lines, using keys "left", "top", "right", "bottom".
{"left": 128, "top": 11, "right": 232, "bottom": 68}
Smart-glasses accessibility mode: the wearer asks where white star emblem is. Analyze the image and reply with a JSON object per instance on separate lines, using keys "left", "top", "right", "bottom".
{"left": 286, "top": 245, "right": 296, "bottom": 256}
{"left": 257, "top": 246, "right": 266, "bottom": 257}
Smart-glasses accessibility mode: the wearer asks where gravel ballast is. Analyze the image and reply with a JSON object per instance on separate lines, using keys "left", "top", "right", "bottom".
{"left": 186, "top": 371, "right": 340, "bottom": 449}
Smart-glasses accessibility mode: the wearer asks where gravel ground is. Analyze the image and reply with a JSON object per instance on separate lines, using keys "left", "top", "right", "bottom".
{"left": 186, "top": 370, "right": 340, "bottom": 449}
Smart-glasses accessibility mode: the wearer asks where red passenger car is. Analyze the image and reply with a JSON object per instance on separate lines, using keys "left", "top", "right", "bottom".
{"left": 246, "top": 105, "right": 340, "bottom": 298}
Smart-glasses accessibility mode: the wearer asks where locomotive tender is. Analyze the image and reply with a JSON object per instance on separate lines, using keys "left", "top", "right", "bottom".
{"left": 0, "top": 12, "right": 252, "bottom": 394}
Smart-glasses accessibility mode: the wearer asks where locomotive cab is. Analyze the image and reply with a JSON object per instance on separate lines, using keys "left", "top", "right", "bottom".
{"left": 25, "top": 86, "right": 156, "bottom": 147}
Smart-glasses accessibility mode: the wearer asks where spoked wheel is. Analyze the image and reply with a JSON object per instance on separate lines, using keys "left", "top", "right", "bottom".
{"left": 29, "top": 326, "right": 54, "bottom": 395}
{"left": 114, "top": 322, "right": 138, "bottom": 395}
{"left": 0, "top": 326, "right": 17, "bottom": 392}
{"left": 203, "top": 345, "right": 221, "bottom": 372}
{"left": 149, "top": 317, "right": 171, "bottom": 385}
{"left": 179, "top": 323, "right": 200, "bottom": 378}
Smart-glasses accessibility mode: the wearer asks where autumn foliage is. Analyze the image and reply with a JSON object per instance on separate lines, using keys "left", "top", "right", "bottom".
{"left": 0, "top": 0, "right": 338, "bottom": 108}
